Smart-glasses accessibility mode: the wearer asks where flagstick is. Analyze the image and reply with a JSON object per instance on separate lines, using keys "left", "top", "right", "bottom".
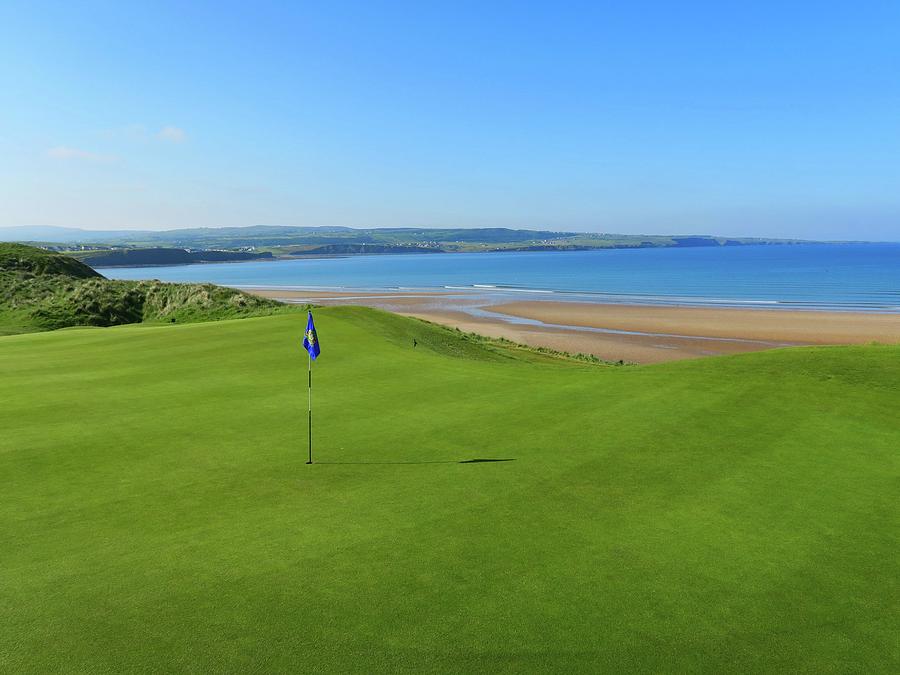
{"left": 307, "top": 351, "right": 313, "bottom": 464}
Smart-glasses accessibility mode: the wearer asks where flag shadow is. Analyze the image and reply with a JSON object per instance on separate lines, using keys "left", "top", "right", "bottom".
{"left": 314, "top": 458, "right": 516, "bottom": 465}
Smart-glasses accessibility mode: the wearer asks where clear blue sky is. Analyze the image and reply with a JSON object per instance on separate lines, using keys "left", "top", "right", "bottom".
{"left": 1, "top": 1, "right": 898, "bottom": 239}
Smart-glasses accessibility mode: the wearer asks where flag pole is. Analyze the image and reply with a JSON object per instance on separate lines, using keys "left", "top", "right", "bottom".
{"left": 307, "top": 350, "right": 313, "bottom": 464}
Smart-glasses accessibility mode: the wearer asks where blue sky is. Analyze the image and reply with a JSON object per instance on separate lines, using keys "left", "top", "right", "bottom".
{"left": 1, "top": 1, "right": 898, "bottom": 239}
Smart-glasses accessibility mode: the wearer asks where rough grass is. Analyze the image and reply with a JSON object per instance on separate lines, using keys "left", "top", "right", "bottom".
{"left": 1, "top": 307, "right": 898, "bottom": 672}
{"left": 0, "top": 273, "right": 289, "bottom": 335}
{"left": 0, "top": 243, "right": 289, "bottom": 335}
{"left": 0, "top": 242, "right": 100, "bottom": 279}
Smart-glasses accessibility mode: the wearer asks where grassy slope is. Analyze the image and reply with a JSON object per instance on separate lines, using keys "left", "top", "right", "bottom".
{"left": 0, "top": 275, "right": 290, "bottom": 335}
{"left": 0, "top": 242, "right": 101, "bottom": 278}
{"left": 1, "top": 307, "right": 897, "bottom": 672}
{"left": 0, "top": 243, "right": 288, "bottom": 335}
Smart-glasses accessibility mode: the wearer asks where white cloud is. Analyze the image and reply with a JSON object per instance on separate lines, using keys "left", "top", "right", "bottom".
{"left": 46, "top": 146, "right": 117, "bottom": 163}
{"left": 157, "top": 126, "right": 187, "bottom": 143}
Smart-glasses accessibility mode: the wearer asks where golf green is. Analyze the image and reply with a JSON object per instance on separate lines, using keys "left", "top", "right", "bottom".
{"left": 2, "top": 307, "right": 897, "bottom": 672}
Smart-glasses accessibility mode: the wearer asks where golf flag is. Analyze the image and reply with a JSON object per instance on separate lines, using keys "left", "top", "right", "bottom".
{"left": 303, "top": 311, "right": 320, "bottom": 360}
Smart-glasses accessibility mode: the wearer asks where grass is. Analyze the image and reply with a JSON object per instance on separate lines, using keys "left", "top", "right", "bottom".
{"left": 0, "top": 274, "right": 291, "bottom": 335}
{"left": 0, "top": 242, "right": 100, "bottom": 279}
{"left": 0, "top": 243, "right": 290, "bottom": 335}
{"left": 1, "top": 307, "right": 898, "bottom": 672}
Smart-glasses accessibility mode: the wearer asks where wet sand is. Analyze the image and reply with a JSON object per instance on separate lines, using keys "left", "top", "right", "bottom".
{"left": 248, "top": 289, "right": 900, "bottom": 363}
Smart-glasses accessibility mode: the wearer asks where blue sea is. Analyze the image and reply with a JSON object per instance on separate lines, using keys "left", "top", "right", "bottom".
{"left": 102, "top": 243, "right": 900, "bottom": 313}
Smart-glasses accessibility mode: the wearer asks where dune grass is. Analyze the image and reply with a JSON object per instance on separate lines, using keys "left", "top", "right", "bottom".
{"left": 0, "top": 273, "right": 289, "bottom": 335}
{"left": 0, "top": 242, "right": 289, "bottom": 335}
{"left": 0, "top": 242, "right": 101, "bottom": 279}
{"left": 1, "top": 307, "right": 897, "bottom": 672}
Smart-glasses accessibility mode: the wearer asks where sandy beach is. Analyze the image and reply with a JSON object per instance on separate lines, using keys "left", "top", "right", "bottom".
{"left": 248, "top": 289, "right": 900, "bottom": 363}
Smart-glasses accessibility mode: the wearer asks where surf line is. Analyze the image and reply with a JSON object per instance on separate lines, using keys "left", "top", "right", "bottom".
{"left": 464, "top": 306, "right": 798, "bottom": 347}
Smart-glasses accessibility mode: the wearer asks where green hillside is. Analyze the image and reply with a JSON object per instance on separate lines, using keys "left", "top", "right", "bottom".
{"left": 0, "top": 243, "right": 287, "bottom": 335}
{"left": 0, "top": 242, "right": 101, "bottom": 278}
{"left": 1, "top": 307, "right": 897, "bottom": 672}
{"left": 2, "top": 225, "right": 810, "bottom": 257}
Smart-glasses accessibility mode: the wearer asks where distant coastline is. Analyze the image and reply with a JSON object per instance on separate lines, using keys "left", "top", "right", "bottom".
{"left": 0, "top": 224, "right": 844, "bottom": 270}
{"left": 88, "top": 239, "right": 818, "bottom": 268}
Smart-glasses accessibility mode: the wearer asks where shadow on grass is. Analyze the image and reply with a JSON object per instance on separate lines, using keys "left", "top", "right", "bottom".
{"left": 314, "top": 458, "right": 516, "bottom": 465}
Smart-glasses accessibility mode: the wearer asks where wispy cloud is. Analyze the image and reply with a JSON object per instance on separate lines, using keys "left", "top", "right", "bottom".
{"left": 46, "top": 146, "right": 118, "bottom": 163}
{"left": 157, "top": 126, "right": 187, "bottom": 143}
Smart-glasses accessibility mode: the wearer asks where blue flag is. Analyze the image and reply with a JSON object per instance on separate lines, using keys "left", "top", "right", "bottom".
{"left": 303, "top": 311, "right": 321, "bottom": 360}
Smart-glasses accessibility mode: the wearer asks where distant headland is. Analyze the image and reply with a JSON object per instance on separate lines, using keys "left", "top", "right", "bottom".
{"left": 0, "top": 224, "right": 824, "bottom": 267}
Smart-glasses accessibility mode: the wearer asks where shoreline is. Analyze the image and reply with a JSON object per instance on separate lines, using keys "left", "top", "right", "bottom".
{"left": 247, "top": 289, "right": 900, "bottom": 363}
{"left": 233, "top": 285, "right": 900, "bottom": 314}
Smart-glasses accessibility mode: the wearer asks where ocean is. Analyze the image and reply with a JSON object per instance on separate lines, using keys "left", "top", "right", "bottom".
{"left": 101, "top": 242, "right": 900, "bottom": 312}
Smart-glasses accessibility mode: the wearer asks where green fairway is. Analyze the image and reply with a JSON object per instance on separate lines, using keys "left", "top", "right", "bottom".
{"left": 1, "top": 307, "right": 897, "bottom": 672}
